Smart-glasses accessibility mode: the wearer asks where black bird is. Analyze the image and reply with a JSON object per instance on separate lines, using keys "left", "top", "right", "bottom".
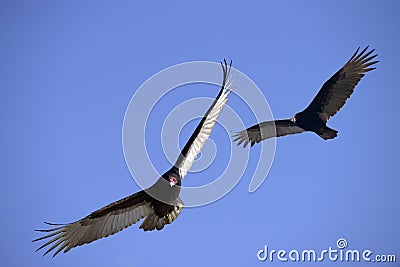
{"left": 33, "top": 60, "right": 234, "bottom": 256}
{"left": 233, "top": 47, "right": 378, "bottom": 147}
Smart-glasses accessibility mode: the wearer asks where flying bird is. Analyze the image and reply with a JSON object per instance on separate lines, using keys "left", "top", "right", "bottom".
{"left": 233, "top": 46, "right": 378, "bottom": 147}
{"left": 33, "top": 60, "right": 234, "bottom": 256}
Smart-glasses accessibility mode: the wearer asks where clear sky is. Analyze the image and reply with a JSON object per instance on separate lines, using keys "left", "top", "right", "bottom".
{"left": 1, "top": 1, "right": 399, "bottom": 266}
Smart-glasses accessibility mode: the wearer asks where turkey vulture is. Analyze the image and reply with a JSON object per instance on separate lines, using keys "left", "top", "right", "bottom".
{"left": 233, "top": 47, "right": 378, "bottom": 147}
{"left": 33, "top": 60, "right": 234, "bottom": 256}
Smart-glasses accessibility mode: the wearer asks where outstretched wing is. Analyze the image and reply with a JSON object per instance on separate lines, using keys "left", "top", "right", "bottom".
{"left": 33, "top": 191, "right": 182, "bottom": 256}
{"left": 303, "top": 46, "right": 378, "bottom": 122}
{"left": 233, "top": 119, "right": 305, "bottom": 147}
{"left": 174, "top": 60, "right": 234, "bottom": 179}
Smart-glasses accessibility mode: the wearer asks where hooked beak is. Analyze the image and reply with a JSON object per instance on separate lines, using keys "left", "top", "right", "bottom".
{"left": 168, "top": 177, "right": 176, "bottom": 187}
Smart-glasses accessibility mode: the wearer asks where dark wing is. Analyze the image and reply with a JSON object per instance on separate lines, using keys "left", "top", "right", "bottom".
{"left": 33, "top": 191, "right": 182, "bottom": 257}
{"left": 303, "top": 46, "right": 378, "bottom": 122}
{"left": 174, "top": 60, "right": 234, "bottom": 179}
{"left": 233, "top": 119, "right": 305, "bottom": 147}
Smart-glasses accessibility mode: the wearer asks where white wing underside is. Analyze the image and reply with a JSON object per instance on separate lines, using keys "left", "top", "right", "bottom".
{"left": 176, "top": 76, "right": 234, "bottom": 179}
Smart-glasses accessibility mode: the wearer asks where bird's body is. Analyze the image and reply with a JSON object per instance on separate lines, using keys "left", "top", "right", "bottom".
{"left": 33, "top": 61, "right": 234, "bottom": 256}
{"left": 294, "top": 109, "right": 338, "bottom": 140}
{"left": 233, "top": 47, "right": 378, "bottom": 147}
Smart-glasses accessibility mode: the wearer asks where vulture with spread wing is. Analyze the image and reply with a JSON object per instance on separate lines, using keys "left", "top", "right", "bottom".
{"left": 233, "top": 47, "right": 378, "bottom": 147}
{"left": 33, "top": 60, "right": 234, "bottom": 256}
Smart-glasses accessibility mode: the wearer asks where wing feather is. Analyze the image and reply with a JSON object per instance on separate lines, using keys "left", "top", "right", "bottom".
{"left": 233, "top": 119, "right": 305, "bottom": 147}
{"left": 139, "top": 197, "right": 184, "bottom": 231}
{"left": 304, "top": 46, "right": 378, "bottom": 122}
{"left": 33, "top": 191, "right": 153, "bottom": 256}
{"left": 175, "top": 60, "right": 234, "bottom": 178}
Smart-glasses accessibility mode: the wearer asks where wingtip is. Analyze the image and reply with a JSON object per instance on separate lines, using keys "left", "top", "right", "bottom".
{"left": 221, "top": 58, "right": 232, "bottom": 67}
{"left": 360, "top": 46, "right": 369, "bottom": 54}
{"left": 32, "top": 237, "right": 41, "bottom": 243}
{"left": 220, "top": 59, "right": 232, "bottom": 77}
{"left": 231, "top": 131, "right": 251, "bottom": 148}
{"left": 44, "top": 222, "right": 65, "bottom": 226}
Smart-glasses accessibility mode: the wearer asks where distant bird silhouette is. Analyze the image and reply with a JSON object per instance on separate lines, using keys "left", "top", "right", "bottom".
{"left": 233, "top": 47, "right": 378, "bottom": 147}
{"left": 33, "top": 60, "right": 234, "bottom": 256}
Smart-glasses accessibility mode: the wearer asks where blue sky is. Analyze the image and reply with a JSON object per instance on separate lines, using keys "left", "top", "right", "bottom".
{"left": 1, "top": 1, "right": 399, "bottom": 266}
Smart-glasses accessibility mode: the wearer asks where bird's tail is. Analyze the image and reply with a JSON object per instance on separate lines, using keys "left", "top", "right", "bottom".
{"left": 317, "top": 126, "right": 338, "bottom": 140}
